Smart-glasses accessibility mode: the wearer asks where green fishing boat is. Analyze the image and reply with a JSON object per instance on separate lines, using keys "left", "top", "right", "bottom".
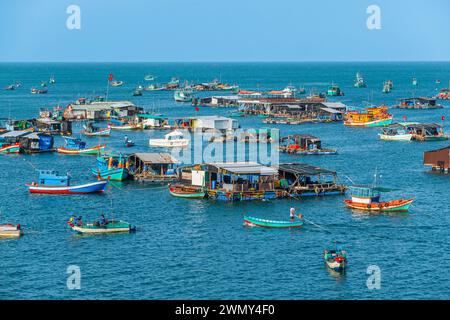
{"left": 68, "top": 217, "right": 135, "bottom": 234}
{"left": 168, "top": 184, "right": 206, "bottom": 198}
{"left": 243, "top": 215, "right": 304, "bottom": 228}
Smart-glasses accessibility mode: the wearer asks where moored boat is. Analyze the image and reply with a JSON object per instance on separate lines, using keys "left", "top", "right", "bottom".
{"left": 68, "top": 217, "right": 135, "bottom": 234}
{"left": 31, "top": 87, "right": 47, "bottom": 94}
{"left": 0, "top": 142, "right": 20, "bottom": 154}
{"left": 279, "top": 134, "right": 337, "bottom": 155}
{"left": 378, "top": 126, "right": 413, "bottom": 141}
{"left": 354, "top": 72, "right": 366, "bottom": 88}
{"left": 111, "top": 80, "right": 124, "bottom": 87}
{"left": 174, "top": 89, "right": 193, "bottom": 102}
{"left": 324, "top": 244, "right": 347, "bottom": 272}
{"left": 327, "top": 83, "right": 344, "bottom": 96}
{"left": 343, "top": 185, "right": 413, "bottom": 212}
{"left": 0, "top": 224, "right": 22, "bottom": 238}
{"left": 57, "top": 136, "right": 106, "bottom": 155}
{"left": 92, "top": 154, "right": 130, "bottom": 181}
{"left": 243, "top": 215, "right": 304, "bottom": 228}
{"left": 168, "top": 184, "right": 206, "bottom": 198}
{"left": 27, "top": 170, "right": 108, "bottom": 194}
{"left": 149, "top": 130, "right": 189, "bottom": 148}
{"left": 344, "top": 106, "right": 393, "bottom": 127}
{"left": 82, "top": 123, "right": 111, "bottom": 137}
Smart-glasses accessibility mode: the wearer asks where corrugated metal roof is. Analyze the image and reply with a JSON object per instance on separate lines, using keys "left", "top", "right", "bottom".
{"left": 320, "top": 107, "right": 342, "bottom": 114}
{"left": 0, "top": 130, "right": 30, "bottom": 138}
{"left": 132, "top": 153, "right": 179, "bottom": 164}
{"left": 277, "top": 163, "right": 336, "bottom": 176}
{"left": 321, "top": 102, "right": 347, "bottom": 109}
{"left": 208, "top": 162, "right": 278, "bottom": 175}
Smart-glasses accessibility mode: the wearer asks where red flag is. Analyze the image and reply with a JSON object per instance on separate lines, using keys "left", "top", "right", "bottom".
{"left": 442, "top": 116, "right": 445, "bottom": 121}
{"left": 403, "top": 115, "right": 407, "bottom": 121}
{"left": 108, "top": 74, "right": 113, "bottom": 81}
{"left": 195, "top": 106, "right": 200, "bottom": 112}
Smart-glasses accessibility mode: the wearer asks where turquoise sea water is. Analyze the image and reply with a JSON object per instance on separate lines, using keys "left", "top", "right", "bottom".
{"left": 0, "top": 62, "right": 450, "bottom": 299}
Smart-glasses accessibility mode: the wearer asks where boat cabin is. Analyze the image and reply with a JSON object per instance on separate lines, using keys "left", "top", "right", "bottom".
{"left": 174, "top": 116, "right": 239, "bottom": 132}
{"left": 35, "top": 118, "right": 72, "bottom": 135}
{"left": 401, "top": 123, "right": 447, "bottom": 141}
{"left": 276, "top": 163, "right": 345, "bottom": 196}
{"left": 64, "top": 136, "right": 86, "bottom": 149}
{"left": 347, "top": 185, "right": 380, "bottom": 204}
{"left": 35, "top": 170, "right": 70, "bottom": 186}
{"left": 128, "top": 153, "right": 179, "bottom": 182}
{"left": 137, "top": 114, "right": 169, "bottom": 129}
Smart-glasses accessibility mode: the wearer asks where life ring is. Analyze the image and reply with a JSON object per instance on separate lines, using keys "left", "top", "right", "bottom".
{"left": 314, "top": 187, "right": 320, "bottom": 194}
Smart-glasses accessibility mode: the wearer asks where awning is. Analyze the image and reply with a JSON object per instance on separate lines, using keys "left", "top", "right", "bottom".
{"left": 209, "top": 162, "right": 278, "bottom": 176}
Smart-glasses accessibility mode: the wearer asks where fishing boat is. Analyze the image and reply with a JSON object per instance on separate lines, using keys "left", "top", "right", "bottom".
{"left": 144, "top": 83, "right": 165, "bottom": 91}
{"left": 354, "top": 72, "right": 366, "bottom": 88}
{"left": 31, "top": 87, "right": 47, "bottom": 94}
{"left": 412, "top": 77, "right": 418, "bottom": 86}
{"left": 168, "top": 184, "right": 206, "bottom": 198}
{"left": 243, "top": 215, "right": 304, "bottom": 228}
{"left": 379, "top": 126, "right": 413, "bottom": 141}
{"left": 344, "top": 106, "right": 393, "bottom": 127}
{"left": 109, "top": 121, "right": 143, "bottom": 131}
{"left": 394, "top": 97, "right": 443, "bottom": 109}
{"left": 27, "top": 170, "right": 108, "bottom": 194}
{"left": 382, "top": 80, "right": 393, "bottom": 93}
{"left": 4, "top": 84, "right": 15, "bottom": 90}
{"left": 436, "top": 79, "right": 441, "bottom": 84}
{"left": 92, "top": 154, "right": 130, "bottom": 181}
{"left": 40, "top": 81, "right": 47, "bottom": 87}
{"left": 149, "top": 130, "right": 189, "bottom": 148}
{"left": 57, "top": 136, "right": 106, "bottom": 155}
{"left": 343, "top": 185, "right": 414, "bottom": 212}
{"left": 0, "top": 224, "right": 22, "bottom": 238}
{"left": 124, "top": 137, "right": 135, "bottom": 147}
{"left": 174, "top": 89, "right": 193, "bottom": 102}
{"left": 132, "top": 88, "right": 142, "bottom": 96}
{"left": 279, "top": 135, "right": 337, "bottom": 155}
{"left": 324, "top": 244, "right": 347, "bottom": 272}
{"left": 111, "top": 80, "right": 124, "bottom": 87}
{"left": 82, "top": 123, "right": 111, "bottom": 137}
{"left": 0, "top": 141, "right": 20, "bottom": 154}
{"left": 68, "top": 217, "right": 135, "bottom": 234}
{"left": 326, "top": 84, "right": 344, "bottom": 96}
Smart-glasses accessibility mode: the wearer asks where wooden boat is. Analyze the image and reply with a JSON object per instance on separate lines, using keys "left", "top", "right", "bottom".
{"left": 144, "top": 75, "right": 157, "bottom": 81}
{"left": 68, "top": 218, "right": 135, "bottom": 234}
{"left": 57, "top": 136, "right": 105, "bottom": 155}
{"left": 31, "top": 87, "right": 47, "bottom": 94}
{"left": 168, "top": 184, "right": 206, "bottom": 198}
{"left": 378, "top": 126, "right": 413, "bottom": 141}
{"left": 124, "top": 138, "right": 135, "bottom": 147}
{"left": 82, "top": 123, "right": 111, "bottom": 137}
{"left": 0, "top": 142, "right": 20, "bottom": 154}
{"left": 27, "top": 170, "right": 108, "bottom": 194}
{"left": 344, "top": 106, "right": 393, "bottom": 127}
{"left": 0, "top": 224, "right": 22, "bottom": 238}
{"left": 394, "top": 97, "right": 443, "bottom": 109}
{"left": 109, "top": 122, "right": 143, "bottom": 131}
{"left": 244, "top": 215, "right": 304, "bottom": 228}
{"left": 343, "top": 185, "right": 413, "bottom": 212}
{"left": 4, "top": 84, "right": 15, "bottom": 90}
{"left": 132, "top": 88, "right": 143, "bottom": 96}
{"left": 326, "top": 84, "right": 344, "bottom": 96}
{"left": 92, "top": 155, "right": 130, "bottom": 181}
{"left": 174, "top": 89, "right": 193, "bottom": 102}
{"left": 324, "top": 245, "right": 347, "bottom": 272}
{"left": 149, "top": 130, "right": 189, "bottom": 148}
{"left": 279, "top": 134, "right": 337, "bottom": 155}
{"left": 412, "top": 77, "right": 418, "bottom": 86}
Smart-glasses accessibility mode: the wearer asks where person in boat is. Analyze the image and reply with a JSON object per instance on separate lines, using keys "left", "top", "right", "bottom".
{"left": 290, "top": 207, "right": 296, "bottom": 221}
{"left": 77, "top": 216, "right": 83, "bottom": 226}
{"left": 124, "top": 135, "right": 129, "bottom": 143}
{"left": 99, "top": 214, "right": 108, "bottom": 226}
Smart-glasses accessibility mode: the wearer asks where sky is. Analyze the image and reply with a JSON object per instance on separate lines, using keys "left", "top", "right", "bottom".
{"left": 0, "top": 0, "right": 449, "bottom": 62}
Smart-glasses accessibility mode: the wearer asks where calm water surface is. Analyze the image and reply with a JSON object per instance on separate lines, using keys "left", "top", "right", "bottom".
{"left": 0, "top": 62, "right": 449, "bottom": 299}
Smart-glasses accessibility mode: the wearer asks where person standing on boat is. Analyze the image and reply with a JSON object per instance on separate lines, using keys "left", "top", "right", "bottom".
{"left": 100, "top": 214, "right": 106, "bottom": 226}
{"left": 124, "top": 135, "right": 128, "bottom": 143}
{"left": 290, "top": 207, "right": 296, "bottom": 221}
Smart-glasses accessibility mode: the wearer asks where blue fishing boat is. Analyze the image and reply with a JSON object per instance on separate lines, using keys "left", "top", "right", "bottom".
{"left": 92, "top": 154, "right": 130, "bottom": 181}
{"left": 57, "top": 136, "right": 105, "bottom": 155}
{"left": 27, "top": 170, "right": 108, "bottom": 194}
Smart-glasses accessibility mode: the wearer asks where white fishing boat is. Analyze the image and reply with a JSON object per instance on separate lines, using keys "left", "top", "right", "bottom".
{"left": 111, "top": 81, "right": 124, "bottom": 87}
{"left": 174, "top": 89, "right": 193, "bottom": 102}
{"left": 149, "top": 130, "right": 189, "bottom": 148}
{"left": 0, "top": 224, "right": 22, "bottom": 238}
{"left": 379, "top": 126, "right": 413, "bottom": 141}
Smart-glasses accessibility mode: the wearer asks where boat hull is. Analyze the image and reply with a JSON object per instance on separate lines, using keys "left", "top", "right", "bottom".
{"left": 0, "top": 143, "right": 20, "bottom": 154}
{"left": 0, "top": 224, "right": 22, "bottom": 238}
{"left": 343, "top": 198, "right": 414, "bottom": 212}
{"left": 92, "top": 167, "right": 129, "bottom": 181}
{"left": 345, "top": 117, "right": 393, "bottom": 127}
{"left": 379, "top": 133, "right": 413, "bottom": 141}
{"left": 27, "top": 180, "right": 108, "bottom": 194}
{"left": 169, "top": 185, "right": 205, "bottom": 198}
{"left": 70, "top": 222, "right": 135, "bottom": 234}
{"left": 243, "top": 216, "right": 303, "bottom": 228}
{"left": 149, "top": 140, "right": 189, "bottom": 148}
{"left": 57, "top": 144, "right": 106, "bottom": 155}
{"left": 82, "top": 128, "right": 111, "bottom": 137}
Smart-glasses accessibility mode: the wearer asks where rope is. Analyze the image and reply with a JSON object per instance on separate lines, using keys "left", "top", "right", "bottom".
{"left": 303, "top": 217, "right": 332, "bottom": 234}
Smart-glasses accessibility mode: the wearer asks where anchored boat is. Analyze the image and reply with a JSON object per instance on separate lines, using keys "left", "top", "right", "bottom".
{"left": 82, "top": 123, "right": 111, "bottom": 137}
{"left": 379, "top": 125, "right": 413, "bottom": 141}
{"left": 27, "top": 170, "right": 108, "bottom": 194}
{"left": 354, "top": 72, "right": 366, "bottom": 88}
{"left": 92, "top": 154, "right": 130, "bottom": 181}
{"left": 168, "top": 184, "right": 206, "bottom": 198}
{"left": 0, "top": 141, "right": 20, "bottom": 154}
{"left": 326, "top": 84, "right": 344, "bottom": 96}
{"left": 111, "top": 80, "right": 124, "bottom": 87}
{"left": 279, "top": 134, "right": 337, "bottom": 155}
{"left": 343, "top": 185, "right": 413, "bottom": 212}
{"left": 149, "top": 130, "right": 189, "bottom": 148}
{"left": 0, "top": 224, "right": 22, "bottom": 238}
{"left": 243, "top": 215, "right": 304, "bottom": 228}
{"left": 344, "top": 106, "right": 393, "bottom": 127}
{"left": 324, "top": 244, "right": 347, "bottom": 272}
{"left": 174, "top": 89, "right": 193, "bottom": 102}
{"left": 57, "top": 136, "right": 106, "bottom": 155}
{"left": 68, "top": 217, "right": 135, "bottom": 234}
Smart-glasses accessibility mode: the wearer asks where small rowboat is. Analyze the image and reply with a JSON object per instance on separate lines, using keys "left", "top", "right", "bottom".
{"left": 343, "top": 198, "right": 413, "bottom": 212}
{"left": 243, "top": 215, "right": 304, "bottom": 228}
{"left": 109, "top": 123, "right": 143, "bottom": 131}
{"left": 168, "top": 184, "right": 206, "bottom": 199}
{"left": 0, "top": 224, "right": 22, "bottom": 238}
{"left": 82, "top": 126, "right": 111, "bottom": 137}
{"left": 57, "top": 144, "right": 106, "bottom": 155}
{"left": 0, "top": 142, "right": 20, "bottom": 154}
{"left": 324, "top": 245, "right": 347, "bottom": 272}
{"left": 68, "top": 219, "right": 136, "bottom": 234}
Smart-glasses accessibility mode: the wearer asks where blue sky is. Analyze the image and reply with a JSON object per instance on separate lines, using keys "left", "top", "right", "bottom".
{"left": 0, "top": 0, "right": 449, "bottom": 62}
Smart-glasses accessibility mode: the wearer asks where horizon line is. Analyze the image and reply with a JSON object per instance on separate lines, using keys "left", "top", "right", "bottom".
{"left": 1, "top": 60, "right": 450, "bottom": 64}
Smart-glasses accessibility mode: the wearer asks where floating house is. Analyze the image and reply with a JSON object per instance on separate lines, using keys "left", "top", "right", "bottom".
{"left": 64, "top": 99, "right": 142, "bottom": 120}
{"left": 394, "top": 97, "right": 443, "bottom": 109}
{"left": 137, "top": 114, "right": 170, "bottom": 129}
{"left": 260, "top": 102, "right": 346, "bottom": 123}
{"left": 279, "top": 135, "right": 337, "bottom": 155}
{"left": 173, "top": 116, "right": 239, "bottom": 132}
{"left": 0, "top": 131, "right": 54, "bottom": 153}
{"left": 128, "top": 153, "right": 179, "bottom": 182}
{"left": 397, "top": 122, "right": 449, "bottom": 141}
{"left": 195, "top": 95, "right": 240, "bottom": 107}
{"left": 424, "top": 146, "right": 450, "bottom": 173}
{"left": 276, "top": 163, "right": 346, "bottom": 197}
{"left": 176, "top": 162, "right": 281, "bottom": 201}
{"left": 34, "top": 118, "right": 72, "bottom": 135}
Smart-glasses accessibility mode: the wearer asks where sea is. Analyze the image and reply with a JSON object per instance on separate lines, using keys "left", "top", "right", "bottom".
{"left": 0, "top": 62, "right": 449, "bottom": 299}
